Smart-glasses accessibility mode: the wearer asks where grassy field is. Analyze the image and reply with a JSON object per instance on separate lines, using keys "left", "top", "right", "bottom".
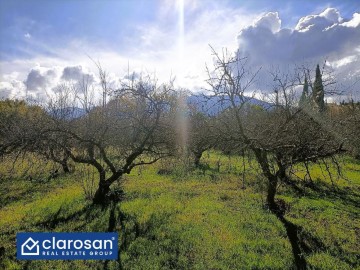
{"left": 0, "top": 152, "right": 359, "bottom": 269}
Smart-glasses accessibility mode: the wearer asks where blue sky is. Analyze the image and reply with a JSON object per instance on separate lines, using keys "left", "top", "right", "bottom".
{"left": 0, "top": 0, "right": 359, "bottom": 100}
{"left": 0, "top": 0, "right": 157, "bottom": 59}
{"left": 1, "top": 0, "right": 357, "bottom": 58}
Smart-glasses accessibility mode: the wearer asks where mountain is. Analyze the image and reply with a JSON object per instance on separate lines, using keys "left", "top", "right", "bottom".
{"left": 187, "top": 94, "right": 272, "bottom": 115}
{"left": 49, "top": 107, "right": 87, "bottom": 120}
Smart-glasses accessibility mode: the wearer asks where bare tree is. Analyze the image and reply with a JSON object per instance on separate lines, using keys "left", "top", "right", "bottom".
{"left": 206, "top": 47, "right": 347, "bottom": 268}
{"left": 43, "top": 72, "right": 174, "bottom": 204}
{"left": 188, "top": 105, "right": 215, "bottom": 167}
{"left": 206, "top": 46, "right": 344, "bottom": 211}
{"left": 0, "top": 100, "right": 46, "bottom": 158}
{"left": 332, "top": 100, "right": 360, "bottom": 159}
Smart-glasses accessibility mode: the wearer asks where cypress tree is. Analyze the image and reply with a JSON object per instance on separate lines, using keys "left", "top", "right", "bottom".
{"left": 299, "top": 76, "right": 309, "bottom": 108}
{"left": 313, "top": 64, "right": 325, "bottom": 112}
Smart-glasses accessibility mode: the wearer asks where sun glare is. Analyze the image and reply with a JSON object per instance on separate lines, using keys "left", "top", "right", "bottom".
{"left": 176, "top": 0, "right": 185, "bottom": 86}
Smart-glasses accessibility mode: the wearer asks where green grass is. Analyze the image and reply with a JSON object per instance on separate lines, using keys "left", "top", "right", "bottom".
{"left": 0, "top": 151, "right": 359, "bottom": 269}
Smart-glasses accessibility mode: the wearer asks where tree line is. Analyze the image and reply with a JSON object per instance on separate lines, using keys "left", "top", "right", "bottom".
{"left": 0, "top": 49, "right": 359, "bottom": 208}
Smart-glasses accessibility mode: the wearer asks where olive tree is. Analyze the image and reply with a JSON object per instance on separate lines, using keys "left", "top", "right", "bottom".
{"left": 187, "top": 105, "right": 216, "bottom": 167}
{"left": 44, "top": 73, "right": 175, "bottom": 204}
{"left": 206, "top": 47, "right": 346, "bottom": 269}
{"left": 0, "top": 100, "right": 51, "bottom": 161}
{"left": 332, "top": 100, "right": 360, "bottom": 159}
{"left": 206, "top": 47, "right": 344, "bottom": 211}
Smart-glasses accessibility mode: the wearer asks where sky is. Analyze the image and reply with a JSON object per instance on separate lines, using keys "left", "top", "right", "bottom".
{"left": 0, "top": 0, "right": 359, "bottom": 101}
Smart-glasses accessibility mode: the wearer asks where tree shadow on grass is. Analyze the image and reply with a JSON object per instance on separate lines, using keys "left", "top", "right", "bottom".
{"left": 103, "top": 202, "right": 122, "bottom": 270}
{"left": 271, "top": 205, "right": 308, "bottom": 270}
{"left": 31, "top": 201, "right": 123, "bottom": 269}
{"left": 305, "top": 182, "right": 360, "bottom": 214}
{"left": 271, "top": 200, "right": 358, "bottom": 270}
{"left": 34, "top": 204, "right": 94, "bottom": 230}
{"left": 283, "top": 177, "right": 360, "bottom": 214}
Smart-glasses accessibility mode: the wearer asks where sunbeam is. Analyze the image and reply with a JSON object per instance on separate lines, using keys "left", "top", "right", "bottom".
{"left": 175, "top": 0, "right": 188, "bottom": 159}
{"left": 176, "top": 0, "right": 185, "bottom": 86}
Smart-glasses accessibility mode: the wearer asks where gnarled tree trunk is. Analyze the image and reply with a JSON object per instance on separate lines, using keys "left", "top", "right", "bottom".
{"left": 194, "top": 151, "right": 203, "bottom": 167}
{"left": 267, "top": 175, "right": 278, "bottom": 211}
{"left": 93, "top": 183, "right": 111, "bottom": 204}
{"left": 92, "top": 170, "right": 110, "bottom": 204}
{"left": 253, "top": 148, "right": 279, "bottom": 211}
{"left": 61, "top": 159, "right": 70, "bottom": 173}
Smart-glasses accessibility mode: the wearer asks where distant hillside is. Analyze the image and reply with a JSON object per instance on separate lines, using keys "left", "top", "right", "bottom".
{"left": 48, "top": 95, "right": 271, "bottom": 120}
{"left": 50, "top": 107, "right": 87, "bottom": 120}
{"left": 187, "top": 94, "right": 272, "bottom": 115}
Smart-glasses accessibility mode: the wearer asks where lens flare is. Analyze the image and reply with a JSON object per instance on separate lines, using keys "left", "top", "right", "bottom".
{"left": 175, "top": 0, "right": 188, "bottom": 158}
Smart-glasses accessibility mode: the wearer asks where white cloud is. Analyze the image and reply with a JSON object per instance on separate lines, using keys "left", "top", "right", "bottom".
{"left": 237, "top": 8, "right": 360, "bottom": 65}
{"left": 1, "top": 5, "right": 359, "bottom": 101}
{"left": 25, "top": 65, "right": 61, "bottom": 92}
{"left": 0, "top": 82, "right": 15, "bottom": 99}
{"left": 329, "top": 54, "right": 358, "bottom": 68}
{"left": 253, "top": 12, "right": 281, "bottom": 33}
{"left": 295, "top": 8, "right": 342, "bottom": 32}
{"left": 0, "top": 79, "right": 26, "bottom": 100}
{"left": 0, "top": 63, "right": 99, "bottom": 100}
{"left": 0, "top": 72, "right": 26, "bottom": 99}
{"left": 236, "top": 8, "right": 360, "bottom": 95}
{"left": 0, "top": 1, "right": 256, "bottom": 98}
{"left": 128, "top": 1, "right": 255, "bottom": 90}
{"left": 340, "top": 12, "right": 360, "bottom": 28}
{"left": 61, "top": 65, "right": 95, "bottom": 83}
